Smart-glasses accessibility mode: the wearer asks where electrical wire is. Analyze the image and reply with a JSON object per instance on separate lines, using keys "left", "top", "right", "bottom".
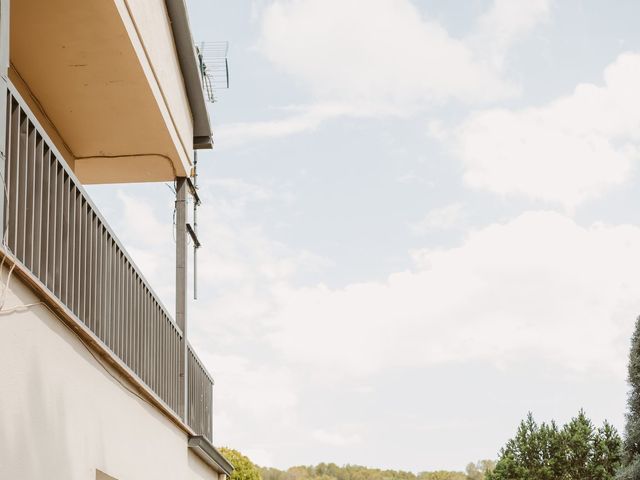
{"left": 0, "top": 293, "right": 150, "bottom": 406}
{"left": 0, "top": 260, "right": 16, "bottom": 310}
{"left": 0, "top": 151, "right": 17, "bottom": 311}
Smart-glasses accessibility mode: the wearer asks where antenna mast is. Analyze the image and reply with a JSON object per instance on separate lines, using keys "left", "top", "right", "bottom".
{"left": 193, "top": 152, "right": 199, "bottom": 299}
{"left": 185, "top": 40, "right": 229, "bottom": 300}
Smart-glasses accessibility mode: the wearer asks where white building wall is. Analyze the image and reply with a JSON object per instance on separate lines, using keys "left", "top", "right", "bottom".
{"left": 0, "top": 268, "right": 214, "bottom": 480}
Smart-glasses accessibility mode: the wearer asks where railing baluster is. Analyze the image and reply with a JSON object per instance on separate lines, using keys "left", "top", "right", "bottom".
{"left": 106, "top": 236, "right": 112, "bottom": 346}
{"left": 6, "top": 98, "right": 17, "bottom": 253}
{"left": 68, "top": 185, "right": 75, "bottom": 311}
{"left": 33, "top": 135, "right": 43, "bottom": 278}
{"left": 113, "top": 248, "right": 119, "bottom": 357}
{"left": 54, "top": 164, "right": 63, "bottom": 299}
{"left": 74, "top": 189, "right": 82, "bottom": 316}
{"left": 63, "top": 172, "right": 71, "bottom": 307}
{"left": 137, "top": 277, "right": 142, "bottom": 373}
{"left": 88, "top": 201, "right": 93, "bottom": 326}
{"left": 163, "top": 313, "right": 168, "bottom": 406}
{"left": 110, "top": 242, "right": 116, "bottom": 355}
{"left": 46, "top": 152, "right": 56, "bottom": 291}
{"left": 142, "top": 286, "right": 150, "bottom": 384}
{"left": 119, "top": 250, "right": 124, "bottom": 358}
{"left": 126, "top": 264, "right": 131, "bottom": 365}
{"left": 16, "top": 110, "right": 27, "bottom": 261}
{"left": 39, "top": 146, "right": 50, "bottom": 283}
{"left": 152, "top": 299, "right": 158, "bottom": 391}
{"left": 24, "top": 124, "right": 35, "bottom": 271}
{"left": 81, "top": 199, "right": 87, "bottom": 324}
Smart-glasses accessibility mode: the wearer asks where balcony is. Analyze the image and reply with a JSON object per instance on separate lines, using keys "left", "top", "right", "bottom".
{"left": 9, "top": 0, "right": 212, "bottom": 184}
{"left": 2, "top": 82, "right": 214, "bottom": 442}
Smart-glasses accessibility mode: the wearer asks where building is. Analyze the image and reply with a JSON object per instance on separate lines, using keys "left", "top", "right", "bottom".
{"left": 0, "top": 0, "right": 233, "bottom": 478}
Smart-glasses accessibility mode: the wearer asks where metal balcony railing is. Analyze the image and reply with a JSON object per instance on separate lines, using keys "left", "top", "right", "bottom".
{"left": 3, "top": 84, "right": 214, "bottom": 441}
{"left": 188, "top": 345, "right": 214, "bottom": 440}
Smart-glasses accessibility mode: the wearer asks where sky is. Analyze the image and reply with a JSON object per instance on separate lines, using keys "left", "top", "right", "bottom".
{"left": 86, "top": 0, "right": 640, "bottom": 472}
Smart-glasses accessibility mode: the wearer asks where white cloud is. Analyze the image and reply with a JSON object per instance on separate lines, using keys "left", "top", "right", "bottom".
{"left": 472, "top": 0, "right": 551, "bottom": 69}
{"left": 196, "top": 352, "right": 300, "bottom": 462}
{"left": 214, "top": 103, "right": 354, "bottom": 147}
{"left": 203, "top": 353, "right": 298, "bottom": 420}
{"left": 217, "top": 0, "right": 550, "bottom": 149}
{"left": 109, "top": 186, "right": 639, "bottom": 383}
{"left": 243, "top": 448, "right": 275, "bottom": 468}
{"left": 455, "top": 52, "right": 640, "bottom": 209}
{"left": 411, "top": 203, "right": 465, "bottom": 233}
{"left": 266, "top": 211, "right": 640, "bottom": 377}
{"left": 258, "top": 0, "right": 550, "bottom": 110}
{"left": 312, "top": 429, "right": 362, "bottom": 447}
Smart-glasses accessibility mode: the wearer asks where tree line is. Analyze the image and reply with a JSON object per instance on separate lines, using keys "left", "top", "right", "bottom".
{"left": 220, "top": 451, "right": 495, "bottom": 480}
{"left": 260, "top": 460, "right": 494, "bottom": 480}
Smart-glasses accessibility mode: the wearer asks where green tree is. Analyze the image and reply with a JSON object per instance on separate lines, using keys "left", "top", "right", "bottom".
{"left": 487, "top": 411, "right": 621, "bottom": 480}
{"left": 564, "top": 410, "right": 596, "bottom": 479}
{"left": 220, "top": 448, "right": 262, "bottom": 480}
{"left": 593, "top": 421, "right": 623, "bottom": 480}
{"left": 260, "top": 463, "right": 475, "bottom": 480}
{"left": 418, "top": 472, "right": 465, "bottom": 480}
{"left": 618, "top": 316, "right": 640, "bottom": 480}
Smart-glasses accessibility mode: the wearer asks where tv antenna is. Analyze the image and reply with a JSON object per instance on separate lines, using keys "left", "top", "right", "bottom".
{"left": 197, "top": 41, "right": 229, "bottom": 103}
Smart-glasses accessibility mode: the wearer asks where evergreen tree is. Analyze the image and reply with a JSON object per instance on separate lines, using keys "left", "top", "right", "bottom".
{"left": 593, "top": 421, "right": 623, "bottom": 480}
{"left": 487, "top": 411, "right": 621, "bottom": 480}
{"left": 563, "top": 410, "right": 595, "bottom": 479}
{"left": 618, "top": 316, "right": 640, "bottom": 479}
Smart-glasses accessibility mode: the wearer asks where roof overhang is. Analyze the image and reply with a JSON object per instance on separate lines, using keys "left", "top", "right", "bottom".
{"left": 188, "top": 436, "right": 235, "bottom": 477}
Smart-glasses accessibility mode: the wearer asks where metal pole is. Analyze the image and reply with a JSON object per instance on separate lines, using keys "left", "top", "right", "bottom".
{"left": 0, "top": 0, "right": 9, "bottom": 238}
{"left": 175, "top": 176, "right": 188, "bottom": 420}
{"left": 193, "top": 151, "right": 198, "bottom": 300}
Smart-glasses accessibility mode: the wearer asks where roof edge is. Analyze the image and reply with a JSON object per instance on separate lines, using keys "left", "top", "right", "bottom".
{"left": 164, "top": 0, "right": 213, "bottom": 150}
{"left": 188, "top": 436, "right": 235, "bottom": 476}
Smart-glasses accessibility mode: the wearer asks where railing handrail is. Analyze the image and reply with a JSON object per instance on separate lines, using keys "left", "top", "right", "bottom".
{"left": 6, "top": 80, "right": 182, "bottom": 338}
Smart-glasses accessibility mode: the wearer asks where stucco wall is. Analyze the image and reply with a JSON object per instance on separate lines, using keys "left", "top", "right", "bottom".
{"left": 0, "top": 269, "right": 214, "bottom": 480}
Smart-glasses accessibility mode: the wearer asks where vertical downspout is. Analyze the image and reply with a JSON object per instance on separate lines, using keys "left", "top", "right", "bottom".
{"left": 0, "top": 0, "right": 9, "bottom": 237}
{"left": 175, "top": 177, "right": 188, "bottom": 421}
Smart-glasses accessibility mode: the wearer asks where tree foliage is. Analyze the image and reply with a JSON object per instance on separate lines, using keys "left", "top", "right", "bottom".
{"left": 487, "top": 411, "right": 621, "bottom": 480}
{"left": 260, "top": 461, "right": 492, "bottom": 480}
{"left": 464, "top": 460, "right": 495, "bottom": 480}
{"left": 221, "top": 447, "right": 262, "bottom": 480}
{"left": 618, "top": 316, "right": 640, "bottom": 479}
